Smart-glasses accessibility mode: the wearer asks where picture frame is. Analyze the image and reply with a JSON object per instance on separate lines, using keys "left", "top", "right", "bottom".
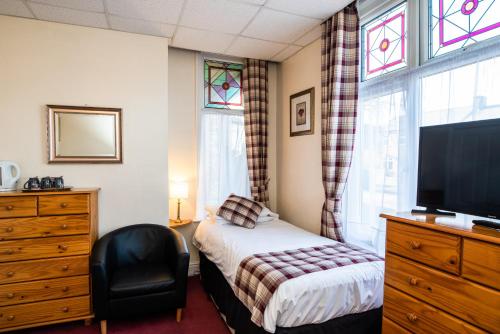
{"left": 47, "top": 105, "right": 123, "bottom": 163}
{"left": 290, "top": 87, "right": 314, "bottom": 137}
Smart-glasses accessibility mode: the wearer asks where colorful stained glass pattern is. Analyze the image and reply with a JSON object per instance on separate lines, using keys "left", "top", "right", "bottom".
{"left": 204, "top": 60, "right": 243, "bottom": 110}
{"left": 362, "top": 2, "right": 407, "bottom": 81}
{"left": 430, "top": 0, "right": 500, "bottom": 58}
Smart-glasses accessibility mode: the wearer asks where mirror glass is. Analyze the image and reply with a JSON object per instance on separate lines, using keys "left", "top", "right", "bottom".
{"left": 47, "top": 106, "right": 122, "bottom": 163}
{"left": 55, "top": 113, "right": 116, "bottom": 157}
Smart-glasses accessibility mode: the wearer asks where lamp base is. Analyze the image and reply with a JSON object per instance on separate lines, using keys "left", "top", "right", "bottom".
{"left": 169, "top": 219, "right": 192, "bottom": 228}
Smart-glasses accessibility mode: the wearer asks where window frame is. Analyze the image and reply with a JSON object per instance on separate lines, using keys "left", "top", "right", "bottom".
{"left": 420, "top": 0, "right": 500, "bottom": 63}
{"left": 360, "top": 0, "right": 418, "bottom": 82}
{"left": 198, "top": 53, "right": 245, "bottom": 115}
{"left": 359, "top": 0, "right": 500, "bottom": 83}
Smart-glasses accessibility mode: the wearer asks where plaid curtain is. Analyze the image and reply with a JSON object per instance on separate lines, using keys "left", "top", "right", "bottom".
{"left": 243, "top": 59, "right": 269, "bottom": 205}
{"left": 320, "top": 4, "right": 360, "bottom": 242}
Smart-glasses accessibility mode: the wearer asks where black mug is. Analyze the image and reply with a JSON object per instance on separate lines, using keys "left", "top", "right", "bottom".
{"left": 41, "top": 177, "right": 52, "bottom": 189}
{"left": 53, "top": 176, "right": 64, "bottom": 189}
{"left": 24, "top": 177, "right": 41, "bottom": 190}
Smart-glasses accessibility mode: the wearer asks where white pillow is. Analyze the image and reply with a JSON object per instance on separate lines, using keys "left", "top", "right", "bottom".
{"left": 257, "top": 205, "right": 279, "bottom": 222}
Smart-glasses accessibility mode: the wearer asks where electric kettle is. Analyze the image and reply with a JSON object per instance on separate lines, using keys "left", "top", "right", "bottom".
{"left": 0, "top": 161, "right": 21, "bottom": 192}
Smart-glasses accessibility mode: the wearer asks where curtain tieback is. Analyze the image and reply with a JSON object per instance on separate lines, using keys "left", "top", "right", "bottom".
{"left": 326, "top": 198, "right": 342, "bottom": 212}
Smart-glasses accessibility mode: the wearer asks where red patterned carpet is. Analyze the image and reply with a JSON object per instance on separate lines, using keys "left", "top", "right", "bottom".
{"left": 20, "top": 276, "right": 231, "bottom": 334}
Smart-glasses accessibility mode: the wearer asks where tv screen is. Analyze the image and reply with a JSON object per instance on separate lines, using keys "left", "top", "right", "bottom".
{"left": 416, "top": 118, "right": 500, "bottom": 219}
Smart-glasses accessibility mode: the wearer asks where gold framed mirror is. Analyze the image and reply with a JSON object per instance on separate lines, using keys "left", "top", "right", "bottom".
{"left": 47, "top": 105, "right": 122, "bottom": 163}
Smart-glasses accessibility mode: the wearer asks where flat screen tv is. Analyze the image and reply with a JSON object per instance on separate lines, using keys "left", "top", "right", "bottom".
{"left": 415, "top": 118, "right": 500, "bottom": 221}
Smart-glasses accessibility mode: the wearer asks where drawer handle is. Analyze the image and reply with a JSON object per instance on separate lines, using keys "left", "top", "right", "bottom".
{"left": 5, "top": 227, "right": 13, "bottom": 233}
{"left": 60, "top": 203, "right": 68, "bottom": 208}
{"left": 4, "top": 249, "right": 14, "bottom": 255}
{"left": 408, "top": 277, "right": 418, "bottom": 286}
{"left": 5, "top": 205, "right": 13, "bottom": 211}
{"left": 6, "top": 293, "right": 14, "bottom": 299}
{"left": 61, "top": 265, "right": 69, "bottom": 271}
{"left": 7, "top": 315, "right": 15, "bottom": 321}
{"left": 409, "top": 241, "right": 421, "bottom": 249}
{"left": 406, "top": 313, "right": 418, "bottom": 322}
{"left": 6, "top": 271, "right": 14, "bottom": 277}
{"left": 449, "top": 256, "right": 457, "bottom": 265}
{"left": 62, "top": 307, "right": 69, "bottom": 313}
{"left": 62, "top": 286, "right": 69, "bottom": 292}
{"left": 58, "top": 245, "right": 68, "bottom": 251}
{"left": 61, "top": 224, "right": 68, "bottom": 230}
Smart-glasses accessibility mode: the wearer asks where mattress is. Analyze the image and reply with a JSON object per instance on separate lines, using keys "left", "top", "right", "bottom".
{"left": 193, "top": 217, "right": 384, "bottom": 333}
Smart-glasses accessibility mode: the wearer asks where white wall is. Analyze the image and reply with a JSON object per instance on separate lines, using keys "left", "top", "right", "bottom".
{"left": 168, "top": 48, "right": 198, "bottom": 221}
{"left": 0, "top": 15, "right": 169, "bottom": 236}
{"left": 277, "top": 40, "right": 323, "bottom": 234}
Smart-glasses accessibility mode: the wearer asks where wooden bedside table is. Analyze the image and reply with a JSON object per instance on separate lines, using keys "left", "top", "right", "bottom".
{"left": 168, "top": 219, "right": 201, "bottom": 276}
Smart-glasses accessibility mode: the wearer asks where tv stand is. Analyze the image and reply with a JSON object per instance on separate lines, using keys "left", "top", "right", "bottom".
{"left": 472, "top": 220, "right": 500, "bottom": 230}
{"left": 411, "top": 208, "right": 456, "bottom": 216}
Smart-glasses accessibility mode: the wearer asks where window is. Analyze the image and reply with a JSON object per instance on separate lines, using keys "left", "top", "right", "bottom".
{"left": 346, "top": 0, "right": 500, "bottom": 254}
{"left": 204, "top": 60, "right": 243, "bottom": 110}
{"left": 196, "top": 57, "right": 250, "bottom": 219}
{"left": 361, "top": 2, "right": 408, "bottom": 81}
{"left": 429, "top": 0, "right": 500, "bottom": 58}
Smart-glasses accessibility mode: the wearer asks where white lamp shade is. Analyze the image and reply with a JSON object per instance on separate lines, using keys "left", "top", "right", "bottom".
{"left": 170, "top": 181, "right": 189, "bottom": 199}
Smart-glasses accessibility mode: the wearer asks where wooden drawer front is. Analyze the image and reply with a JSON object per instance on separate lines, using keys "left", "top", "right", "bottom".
{"left": 0, "top": 215, "right": 89, "bottom": 241}
{"left": 462, "top": 239, "right": 500, "bottom": 290}
{"left": 0, "top": 275, "right": 88, "bottom": 306}
{"left": 39, "top": 195, "right": 89, "bottom": 216}
{"left": 0, "top": 295, "right": 90, "bottom": 330}
{"left": 385, "top": 254, "right": 500, "bottom": 333}
{"left": 386, "top": 221, "right": 460, "bottom": 274}
{"left": 0, "top": 235, "right": 89, "bottom": 262}
{"left": 382, "top": 316, "right": 411, "bottom": 334}
{"left": 0, "top": 256, "right": 88, "bottom": 284}
{"left": 384, "top": 285, "right": 485, "bottom": 334}
{"left": 0, "top": 197, "right": 37, "bottom": 219}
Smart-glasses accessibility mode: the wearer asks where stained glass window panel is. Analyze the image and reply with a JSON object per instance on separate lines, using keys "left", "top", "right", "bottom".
{"left": 430, "top": 0, "right": 500, "bottom": 58}
{"left": 204, "top": 60, "right": 243, "bottom": 110}
{"left": 362, "top": 2, "right": 408, "bottom": 81}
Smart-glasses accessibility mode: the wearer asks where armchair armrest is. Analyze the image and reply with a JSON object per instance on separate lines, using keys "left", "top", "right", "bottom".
{"left": 91, "top": 233, "right": 114, "bottom": 319}
{"left": 165, "top": 228, "right": 190, "bottom": 306}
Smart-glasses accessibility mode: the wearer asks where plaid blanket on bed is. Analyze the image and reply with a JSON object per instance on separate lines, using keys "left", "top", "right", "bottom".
{"left": 234, "top": 243, "right": 383, "bottom": 326}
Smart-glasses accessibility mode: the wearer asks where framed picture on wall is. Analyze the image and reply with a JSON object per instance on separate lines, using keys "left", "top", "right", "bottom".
{"left": 290, "top": 87, "right": 314, "bottom": 136}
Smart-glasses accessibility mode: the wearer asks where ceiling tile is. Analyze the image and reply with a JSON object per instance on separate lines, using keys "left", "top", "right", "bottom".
{"left": 109, "top": 15, "right": 175, "bottom": 37}
{"left": 29, "top": 0, "right": 104, "bottom": 12}
{"left": 242, "top": 8, "right": 320, "bottom": 43}
{"left": 30, "top": 3, "right": 107, "bottom": 28}
{"left": 173, "top": 26, "right": 235, "bottom": 54}
{"left": 271, "top": 45, "right": 302, "bottom": 62}
{"left": 181, "top": 0, "right": 259, "bottom": 34}
{"left": 265, "top": 0, "right": 352, "bottom": 19}
{"left": 0, "top": 0, "right": 33, "bottom": 18}
{"left": 106, "top": 0, "right": 183, "bottom": 24}
{"left": 293, "top": 25, "right": 322, "bottom": 46}
{"left": 226, "top": 37, "right": 287, "bottom": 60}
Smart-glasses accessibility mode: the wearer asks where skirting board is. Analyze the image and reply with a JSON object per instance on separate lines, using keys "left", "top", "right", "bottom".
{"left": 188, "top": 262, "right": 200, "bottom": 276}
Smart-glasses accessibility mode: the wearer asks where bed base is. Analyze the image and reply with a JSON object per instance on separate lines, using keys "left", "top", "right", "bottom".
{"left": 199, "top": 251, "right": 382, "bottom": 334}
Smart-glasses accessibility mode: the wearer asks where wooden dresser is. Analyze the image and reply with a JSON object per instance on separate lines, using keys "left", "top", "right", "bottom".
{"left": 381, "top": 213, "right": 500, "bottom": 334}
{"left": 0, "top": 189, "right": 99, "bottom": 332}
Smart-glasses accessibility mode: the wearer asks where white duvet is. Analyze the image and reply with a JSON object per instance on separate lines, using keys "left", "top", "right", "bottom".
{"left": 193, "top": 217, "right": 385, "bottom": 333}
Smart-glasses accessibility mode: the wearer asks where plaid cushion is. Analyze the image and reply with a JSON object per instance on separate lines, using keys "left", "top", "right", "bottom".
{"left": 217, "top": 195, "right": 263, "bottom": 229}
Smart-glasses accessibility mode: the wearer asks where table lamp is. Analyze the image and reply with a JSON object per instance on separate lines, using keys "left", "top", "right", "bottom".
{"left": 170, "top": 181, "right": 189, "bottom": 224}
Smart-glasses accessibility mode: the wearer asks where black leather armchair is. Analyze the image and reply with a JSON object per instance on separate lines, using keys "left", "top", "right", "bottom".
{"left": 91, "top": 224, "right": 189, "bottom": 334}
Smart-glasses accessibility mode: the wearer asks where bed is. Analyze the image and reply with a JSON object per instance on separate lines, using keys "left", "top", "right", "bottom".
{"left": 193, "top": 216, "right": 384, "bottom": 334}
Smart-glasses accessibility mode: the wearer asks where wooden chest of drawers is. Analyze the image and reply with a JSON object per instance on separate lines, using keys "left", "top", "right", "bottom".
{"left": 381, "top": 213, "right": 500, "bottom": 334}
{"left": 0, "top": 189, "right": 98, "bottom": 332}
